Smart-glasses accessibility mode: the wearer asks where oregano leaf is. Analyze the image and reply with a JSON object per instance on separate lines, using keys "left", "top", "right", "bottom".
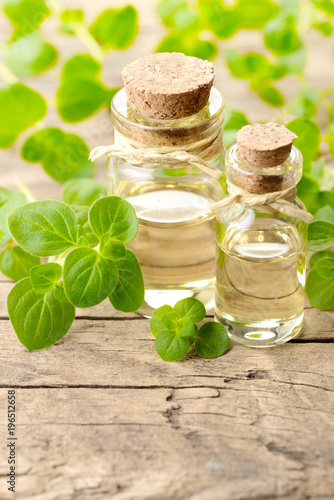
{"left": 108, "top": 249, "right": 144, "bottom": 312}
{"left": 62, "top": 178, "right": 107, "bottom": 207}
{"left": 100, "top": 234, "right": 126, "bottom": 261}
{"left": 89, "top": 196, "right": 138, "bottom": 243}
{"left": 173, "top": 297, "right": 206, "bottom": 322}
{"left": 195, "top": 322, "right": 230, "bottom": 358}
{"left": 0, "top": 187, "right": 26, "bottom": 245}
{"left": 0, "top": 83, "right": 46, "bottom": 148}
{"left": 155, "top": 330, "right": 190, "bottom": 361}
{"left": 0, "top": 245, "right": 40, "bottom": 282}
{"left": 63, "top": 247, "right": 117, "bottom": 308}
{"left": 306, "top": 268, "right": 334, "bottom": 310}
{"left": 307, "top": 220, "right": 334, "bottom": 251}
{"left": 315, "top": 257, "right": 334, "bottom": 279}
{"left": 30, "top": 262, "right": 62, "bottom": 294}
{"left": 150, "top": 304, "right": 173, "bottom": 338}
{"left": 22, "top": 128, "right": 94, "bottom": 183}
{"left": 7, "top": 200, "right": 79, "bottom": 256}
{"left": 5, "top": 33, "right": 58, "bottom": 76}
{"left": 309, "top": 249, "right": 334, "bottom": 269}
{"left": 7, "top": 277, "right": 75, "bottom": 350}
{"left": 89, "top": 6, "right": 138, "bottom": 50}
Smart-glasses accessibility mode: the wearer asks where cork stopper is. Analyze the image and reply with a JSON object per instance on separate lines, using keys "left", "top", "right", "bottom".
{"left": 122, "top": 52, "right": 214, "bottom": 120}
{"left": 236, "top": 122, "right": 297, "bottom": 168}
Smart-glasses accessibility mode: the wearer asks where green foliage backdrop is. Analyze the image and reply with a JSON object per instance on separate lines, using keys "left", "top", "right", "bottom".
{"left": 1, "top": 0, "right": 334, "bottom": 311}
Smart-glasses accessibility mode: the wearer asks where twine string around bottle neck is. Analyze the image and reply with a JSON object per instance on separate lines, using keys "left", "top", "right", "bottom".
{"left": 89, "top": 128, "right": 223, "bottom": 179}
{"left": 89, "top": 131, "right": 313, "bottom": 223}
{"left": 208, "top": 181, "right": 313, "bottom": 223}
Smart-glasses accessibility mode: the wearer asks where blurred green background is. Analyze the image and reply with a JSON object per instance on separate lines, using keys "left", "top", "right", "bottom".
{"left": 0, "top": 0, "right": 334, "bottom": 208}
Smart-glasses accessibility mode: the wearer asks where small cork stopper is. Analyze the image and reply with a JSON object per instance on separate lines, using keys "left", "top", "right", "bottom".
{"left": 236, "top": 122, "right": 297, "bottom": 168}
{"left": 122, "top": 52, "right": 214, "bottom": 120}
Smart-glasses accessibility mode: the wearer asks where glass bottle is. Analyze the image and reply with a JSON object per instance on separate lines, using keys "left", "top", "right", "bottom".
{"left": 215, "top": 143, "right": 308, "bottom": 347}
{"left": 108, "top": 87, "right": 225, "bottom": 317}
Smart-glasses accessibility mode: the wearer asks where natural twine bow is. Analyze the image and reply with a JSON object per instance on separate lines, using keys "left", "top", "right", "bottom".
{"left": 89, "top": 129, "right": 223, "bottom": 179}
{"left": 208, "top": 182, "right": 313, "bottom": 223}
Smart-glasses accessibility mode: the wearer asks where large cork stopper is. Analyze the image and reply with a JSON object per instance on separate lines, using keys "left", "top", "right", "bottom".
{"left": 122, "top": 52, "right": 214, "bottom": 120}
{"left": 236, "top": 122, "right": 297, "bottom": 168}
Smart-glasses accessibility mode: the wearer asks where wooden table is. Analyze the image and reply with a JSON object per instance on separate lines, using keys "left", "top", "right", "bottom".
{"left": 1, "top": 1, "right": 334, "bottom": 498}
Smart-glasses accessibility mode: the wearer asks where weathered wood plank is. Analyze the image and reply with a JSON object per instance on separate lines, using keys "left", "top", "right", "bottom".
{"left": 0, "top": 384, "right": 333, "bottom": 499}
{"left": 0, "top": 318, "right": 333, "bottom": 388}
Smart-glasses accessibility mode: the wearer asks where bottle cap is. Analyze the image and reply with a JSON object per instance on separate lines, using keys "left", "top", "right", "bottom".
{"left": 122, "top": 52, "right": 214, "bottom": 120}
{"left": 236, "top": 122, "right": 297, "bottom": 168}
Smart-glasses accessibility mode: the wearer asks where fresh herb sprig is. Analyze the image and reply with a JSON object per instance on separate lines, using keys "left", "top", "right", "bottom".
{"left": 6, "top": 194, "right": 144, "bottom": 350}
{"left": 306, "top": 205, "right": 334, "bottom": 310}
{"left": 150, "top": 298, "right": 230, "bottom": 361}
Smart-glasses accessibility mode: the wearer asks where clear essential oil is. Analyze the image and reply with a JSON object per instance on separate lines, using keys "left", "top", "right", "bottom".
{"left": 109, "top": 178, "right": 220, "bottom": 317}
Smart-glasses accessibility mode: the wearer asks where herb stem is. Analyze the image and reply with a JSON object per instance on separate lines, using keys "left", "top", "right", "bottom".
{"left": 16, "top": 180, "right": 36, "bottom": 203}
{"left": 0, "top": 60, "right": 19, "bottom": 84}
{"left": 73, "top": 23, "right": 104, "bottom": 62}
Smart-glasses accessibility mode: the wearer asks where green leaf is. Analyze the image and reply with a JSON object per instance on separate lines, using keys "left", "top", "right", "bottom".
{"left": 173, "top": 297, "right": 206, "bottom": 322}
{"left": 313, "top": 21, "right": 333, "bottom": 36}
{"left": 60, "top": 9, "right": 84, "bottom": 34}
{"left": 155, "top": 330, "right": 190, "bottom": 361}
{"left": 278, "top": 44, "right": 306, "bottom": 75}
{"left": 162, "top": 312, "right": 180, "bottom": 331}
{"left": 5, "top": 33, "right": 57, "bottom": 76}
{"left": 150, "top": 304, "right": 173, "bottom": 337}
{"left": 108, "top": 249, "right": 144, "bottom": 312}
{"left": 61, "top": 54, "right": 101, "bottom": 83}
{"left": 257, "top": 85, "right": 284, "bottom": 106}
{"left": 7, "top": 200, "right": 78, "bottom": 256}
{"left": 7, "top": 277, "right": 75, "bottom": 350}
{"left": 225, "top": 49, "right": 269, "bottom": 79}
{"left": 0, "top": 245, "right": 40, "bottom": 281}
{"left": 157, "top": 0, "right": 198, "bottom": 30}
{"left": 22, "top": 128, "right": 94, "bottom": 183}
{"left": 312, "top": 0, "right": 334, "bottom": 15}
{"left": 62, "top": 178, "right": 107, "bottom": 207}
{"left": 236, "top": 0, "right": 279, "bottom": 28}
{"left": 78, "top": 221, "right": 99, "bottom": 247}
{"left": 89, "top": 6, "right": 138, "bottom": 49}
{"left": 156, "top": 31, "right": 217, "bottom": 60}
{"left": 89, "top": 196, "right": 138, "bottom": 244}
{"left": 198, "top": 0, "right": 239, "bottom": 39}
{"left": 0, "top": 187, "right": 26, "bottom": 245}
{"left": 0, "top": 83, "right": 46, "bottom": 148}
{"left": 53, "top": 283, "right": 69, "bottom": 303}
{"left": 315, "top": 257, "right": 334, "bottom": 279}
{"left": 177, "top": 316, "right": 196, "bottom": 337}
{"left": 224, "top": 109, "right": 249, "bottom": 131}
{"left": 264, "top": 15, "right": 301, "bottom": 55}
{"left": 63, "top": 247, "right": 117, "bottom": 308}
{"left": 314, "top": 206, "right": 334, "bottom": 224}
{"left": 286, "top": 118, "right": 320, "bottom": 164}
{"left": 57, "top": 79, "right": 115, "bottom": 123}
{"left": 309, "top": 249, "right": 334, "bottom": 268}
{"left": 30, "top": 262, "right": 62, "bottom": 294}
{"left": 308, "top": 220, "right": 334, "bottom": 251}
{"left": 100, "top": 234, "right": 126, "bottom": 261}
{"left": 296, "top": 176, "right": 321, "bottom": 214}
{"left": 195, "top": 322, "right": 230, "bottom": 358}
{"left": 306, "top": 268, "right": 334, "bottom": 310}
{"left": 291, "top": 83, "right": 318, "bottom": 118}
{"left": 3, "top": 0, "right": 51, "bottom": 38}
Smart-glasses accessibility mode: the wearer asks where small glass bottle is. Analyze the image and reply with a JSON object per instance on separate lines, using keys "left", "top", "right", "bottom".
{"left": 107, "top": 54, "right": 225, "bottom": 317}
{"left": 215, "top": 124, "right": 308, "bottom": 347}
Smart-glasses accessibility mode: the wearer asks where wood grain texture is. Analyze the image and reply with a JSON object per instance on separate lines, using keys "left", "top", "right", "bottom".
{"left": 1, "top": 0, "right": 334, "bottom": 498}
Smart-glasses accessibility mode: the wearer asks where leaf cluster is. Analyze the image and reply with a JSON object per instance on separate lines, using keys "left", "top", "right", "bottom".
{"left": 150, "top": 298, "right": 230, "bottom": 361}
{"left": 306, "top": 206, "right": 334, "bottom": 310}
{"left": 6, "top": 191, "right": 144, "bottom": 350}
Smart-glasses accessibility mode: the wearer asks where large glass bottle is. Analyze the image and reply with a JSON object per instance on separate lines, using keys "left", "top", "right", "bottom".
{"left": 215, "top": 143, "right": 308, "bottom": 347}
{"left": 108, "top": 87, "right": 225, "bottom": 317}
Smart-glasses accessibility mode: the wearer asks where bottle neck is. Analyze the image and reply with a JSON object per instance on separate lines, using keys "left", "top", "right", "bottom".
{"left": 225, "top": 144, "right": 303, "bottom": 195}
